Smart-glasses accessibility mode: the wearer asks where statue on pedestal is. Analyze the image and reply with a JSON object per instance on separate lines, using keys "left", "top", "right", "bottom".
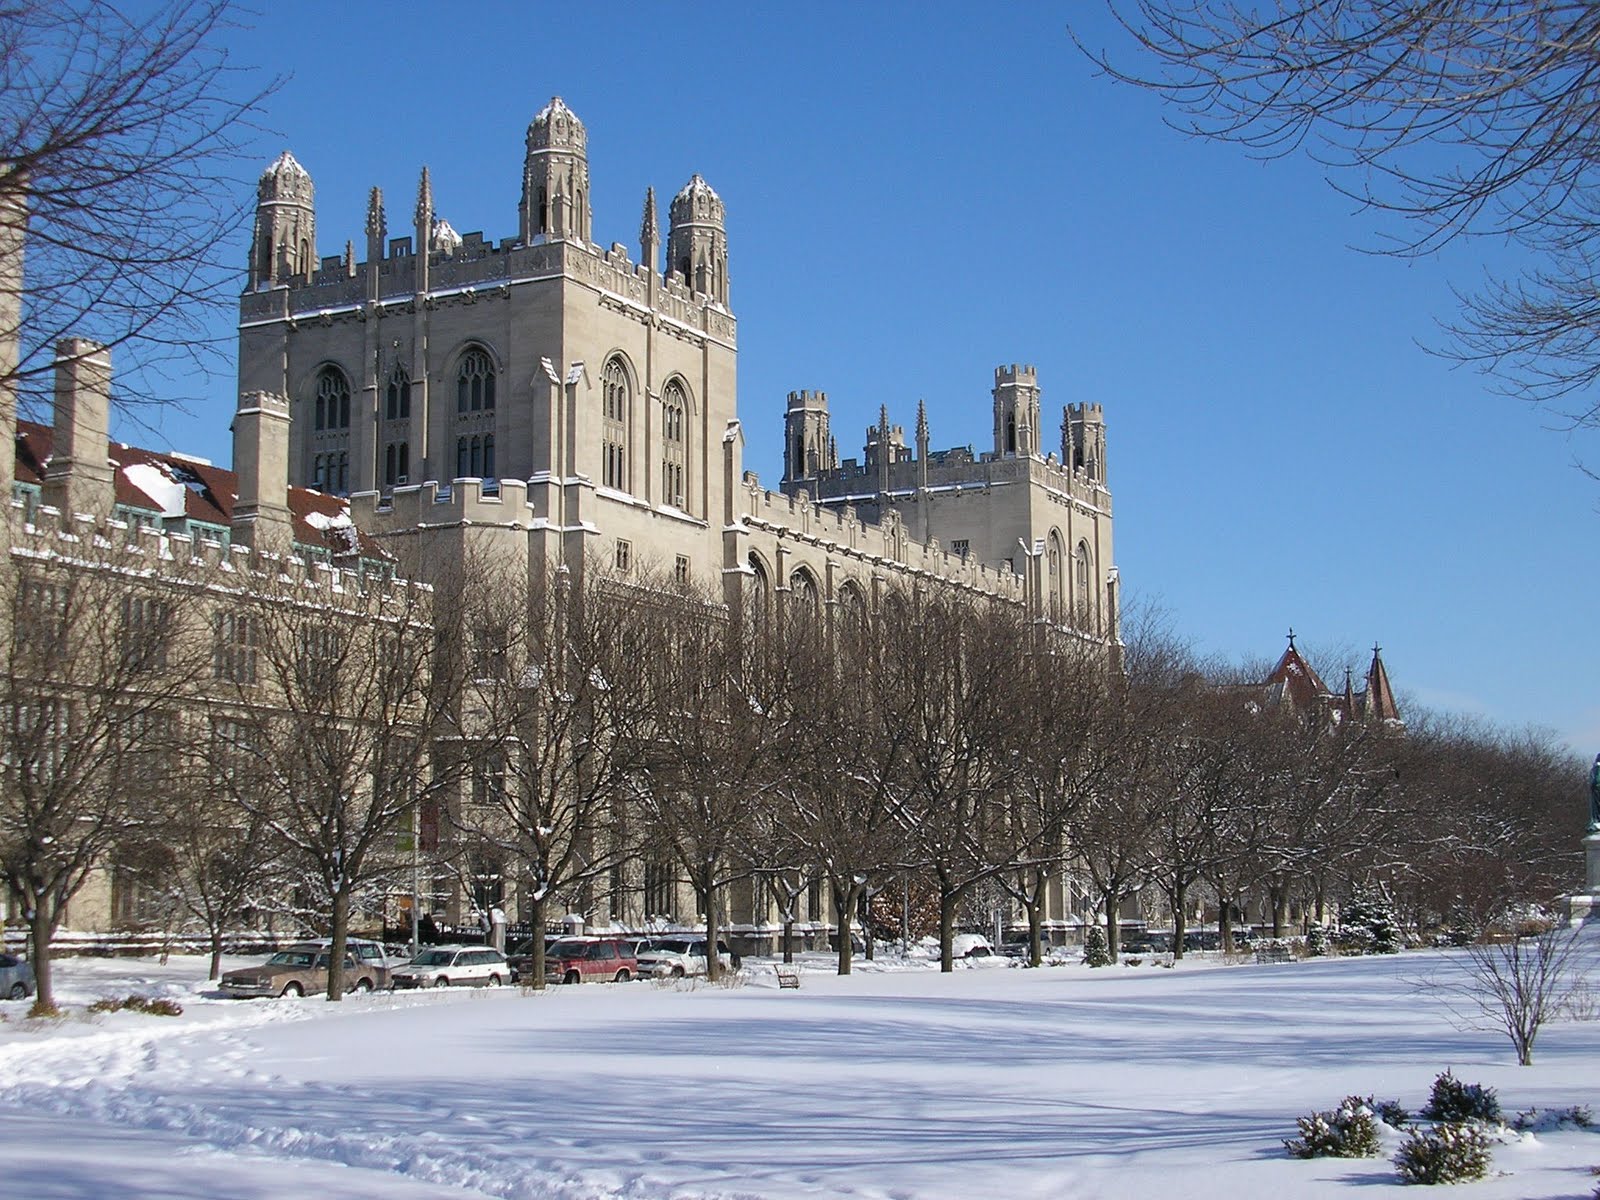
{"left": 1590, "top": 753, "right": 1600, "bottom": 831}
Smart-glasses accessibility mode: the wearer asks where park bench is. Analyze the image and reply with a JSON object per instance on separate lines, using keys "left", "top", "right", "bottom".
{"left": 1254, "top": 943, "right": 1293, "bottom": 965}
{"left": 774, "top": 966, "right": 801, "bottom": 989}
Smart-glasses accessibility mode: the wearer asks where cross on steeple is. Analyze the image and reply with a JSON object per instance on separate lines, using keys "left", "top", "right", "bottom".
{"left": 1287, "top": 627, "right": 1296, "bottom": 649}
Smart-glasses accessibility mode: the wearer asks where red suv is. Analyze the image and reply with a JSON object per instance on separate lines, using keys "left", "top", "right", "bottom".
{"left": 544, "top": 937, "right": 638, "bottom": 984}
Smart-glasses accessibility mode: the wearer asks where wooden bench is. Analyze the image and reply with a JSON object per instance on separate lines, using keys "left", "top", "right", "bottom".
{"left": 774, "top": 966, "right": 801, "bottom": 989}
{"left": 1254, "top": 944, "right": 1293, "bottom": 964}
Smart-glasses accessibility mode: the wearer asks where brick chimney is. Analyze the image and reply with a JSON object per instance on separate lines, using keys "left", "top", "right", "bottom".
{"left": 41, "top": 338, "right": 115, "bottom": 517}
{"left": 231, "top": 389, "right": 292, "bottom": 553}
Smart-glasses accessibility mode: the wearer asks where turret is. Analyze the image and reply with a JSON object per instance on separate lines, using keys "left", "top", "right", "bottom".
{"left": 1065, "top": 402, "right": 1107, "bottom": 484}
{"left": 667, "top": 174, "right": 729, "bottom": 305}
{"left": 249, "top": 151, "right": 315, "bottom": 288}
{"left": 993, "top": 364, "right": 1040, "bottom": 458}
{"left": 520, "top": 97, "right": 591, "bottom": 245}
{"left": 783, "top": 390, "right": 834, "bottom": 484}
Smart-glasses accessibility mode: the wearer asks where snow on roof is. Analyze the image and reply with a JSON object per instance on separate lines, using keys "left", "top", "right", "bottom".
{"left": 122, "top": 462, "right": 187, "bottom": 518}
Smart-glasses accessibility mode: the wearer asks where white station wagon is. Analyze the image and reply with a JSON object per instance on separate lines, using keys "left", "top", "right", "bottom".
{"left": 390, "top": 944, "right": 510, "bottom": 989}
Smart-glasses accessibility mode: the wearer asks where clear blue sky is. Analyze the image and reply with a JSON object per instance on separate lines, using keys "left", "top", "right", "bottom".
{"left": 131, "top": 1, "right": 1595, "bottom": 753}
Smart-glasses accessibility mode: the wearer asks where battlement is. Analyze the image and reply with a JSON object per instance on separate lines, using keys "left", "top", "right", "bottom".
{"left": 1066, "top": 402, "right": 1104, "bottom": 420}
{"left": 7, "top": 502, "right": 426, "bottom": 607}
{"left": 995, "top": 363, "right": 1038, "bottom": 386}
{"left": 348, "top": 476, "right": 533, "bottom": 531}
{"left": 739, "top": 479, "right": 1027, "bottom": 603}
{"left": 787, "top": 390, "right": 828, "bottom": 410}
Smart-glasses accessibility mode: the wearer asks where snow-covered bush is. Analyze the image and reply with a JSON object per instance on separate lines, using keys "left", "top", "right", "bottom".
{"left": 1337, "top": 893, "right": 1401, "bottom": 955}
{"left": 87, "top": 994, "right": 183, "bottom": 1017}
{"left": 1284, "top": 1097, "right": 1382, "bottom": 1158}
{"left": 1393, "top": 1123, "right": 1492, "bottom": 1184}
{"left": 1082, "top": 926, "right": 1111, "bottom": 967}
{"left": 1346, "top": 1094, "right": 1409, "bottom": 1128}
{"left": 1305, "top": 922, "right": 1330, "bottom": 957}
{"left": 1510, "top": 1105, "right": 1592, "bottom": 1132}
{"left": 1422, "top": 1070, "right": 1501, "bottom": 1125}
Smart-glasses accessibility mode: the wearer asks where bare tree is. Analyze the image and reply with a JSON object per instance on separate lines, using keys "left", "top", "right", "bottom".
{"left": 1429, "top": 919, "right": 1592, "bottom": 1065}
{"left": 447, "top": 558, "right": 658, "bottom": 989}
{"left": 634, "top": 582, "right": 799, "bottom": 982}
{"left": 1082, "top": 3, "right": 1600, "bottom": 418}
{"left": 212, "top": 567, "right": 452, "bottom": 1001}
{"left": 0, "top": 1, "right": 275, "bottom": 412}
{"left": 0, "top": 542, "right": 199, "bottom": 1010}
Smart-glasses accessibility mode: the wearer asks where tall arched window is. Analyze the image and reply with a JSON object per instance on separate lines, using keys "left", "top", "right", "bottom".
{"left": 748, "top": 553, "right": 770, "bottom": 635}
{"left": 661, "top": 379, "right": 687, "bottom": 509}
{"left": 836, "top": 581, "right": 867, "bottom": 652}
{"left": 601, "top": 357, "right": 629, "bottom": 491}
{"left": 315, "top": 367, "right": 350, "bottom": 431}
{"left": 385, "top": 364, "right": 411, "bottom": 421}
{"left": 1047, "top": 533, "right": 1064, "bottom": 624}
{"left": 1074, "top": 541, "right": 1091, "bottom": 618}
{"left": 457, "top": 347, "right": 495, "bottom": 413}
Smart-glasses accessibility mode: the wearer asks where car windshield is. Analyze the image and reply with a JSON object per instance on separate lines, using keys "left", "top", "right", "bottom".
{"left": 549, "top": 941, "right": 587, "bottom": 957}
{"left": 655, "top": 940, "right": 701, "bottom": 955}
{"left": 265, "top": 951, "right": 314, "bottom": 967}
{"left": 410, "top": 950, "right": 454, "bottom": 966}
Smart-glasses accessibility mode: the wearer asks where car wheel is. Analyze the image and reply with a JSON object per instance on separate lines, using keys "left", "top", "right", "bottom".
{"left": 353, "top": 978, "right": 373, "bottom": 993}
{"left": 279, "top": 981, "right": 303, "bottom": 998}
{"left": 613, "top": 969, "right": 631, "bottom": 983}
{"left": 432, "top": 975, "right": 449, "bottom": 988}
{"left": 8, "top": 982, "right": 26, "bottom": 1000}
{"left": 486, "top": 974, "right": 503, "bottom": 988}
{"left": 670, "top": 965, "right": 684, "bottom": 979}
{"left": 564, "top": 970, "right": 581, "bottom": 986}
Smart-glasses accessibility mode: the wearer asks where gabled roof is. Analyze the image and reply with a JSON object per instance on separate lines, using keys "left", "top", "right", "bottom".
{"left": 14, "top": 420, "right": 388, "bottom": 561}
{"left": 1263, "top": 641, "right": 1332, "bottom": 711}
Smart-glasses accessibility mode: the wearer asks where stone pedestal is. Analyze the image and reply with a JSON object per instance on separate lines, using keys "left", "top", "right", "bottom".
{"left": 1564, "top": 831, "right": 1600, "bottom": 924}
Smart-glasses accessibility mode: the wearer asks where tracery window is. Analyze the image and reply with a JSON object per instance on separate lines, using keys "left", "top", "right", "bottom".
{"left": 314, "top": 366, "right": 351, "bottom": 431}
{"left": 385, "top": 364, "right": 411, "bottom": 422}
{"left": 384, "top": 441, "right": 410, "bottom": 486}
{"left": 602, "top": 357, "right": 628, "bottom": 491}
{"left": 456, "top": 347, "right": 496, "bottom": 413}
{"left": 661, "top": 380, "right": 687, "bottom": 509}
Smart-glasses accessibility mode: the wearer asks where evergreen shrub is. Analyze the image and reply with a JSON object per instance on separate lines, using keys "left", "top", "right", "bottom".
{"left": 1082, "top": 926, "right": 1111, "bottom": 967}
{"left": 1393, "top": 1123, "right": 1492, "bottom": 1184}
{"left": 1423, "top": 1070, "right": 1501, "bottom": 1125}
{"left": 1284, "top": 1097, "right": 1382, "bottom": 1159}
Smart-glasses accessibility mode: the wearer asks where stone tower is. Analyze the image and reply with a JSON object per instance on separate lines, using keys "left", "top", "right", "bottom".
{"left": 1064, "top": 402, "right": 1106, "bottom": 484}
{"left": 668, "top": 174, "right": 729, "bottom": 304}
{"left": 249, "top": 151, "right": 315, "bottom": 289}
{"left": 520, "top": 97, "right": 591, "bottom": 244}
{"left": 993, "top": 364, "right": 1040, "bottom": 458}
{"left": 783, "top": 390, "right": 835, "bottom": 484}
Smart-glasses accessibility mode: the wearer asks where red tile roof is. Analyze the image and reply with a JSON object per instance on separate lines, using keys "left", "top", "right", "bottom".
{"left": 14, "top": 420, "right": 388, "bottom": 560}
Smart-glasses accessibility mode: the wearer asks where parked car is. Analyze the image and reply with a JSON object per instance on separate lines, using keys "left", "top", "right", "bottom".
{"left": 544, "top": 936, "right": 638, "bottom": 984}
{"left": 635, "top": 936, "right": 739, "bottom": 979}
{"left": 390, "top": 945, "right": 510, "bottom": 989}
{"left": 219, "top": 943, "right": 385, "bottom": 998}
{"left": 950, "top": 933, "right": 994, "bottom": 959}
{"left": 0, "top": 953, "right": 35, "bottom": 999}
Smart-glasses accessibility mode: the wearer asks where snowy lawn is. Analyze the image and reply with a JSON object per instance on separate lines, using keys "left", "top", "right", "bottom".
{"left": 2, "top": 943, "right": 1598, "bottom": 1199}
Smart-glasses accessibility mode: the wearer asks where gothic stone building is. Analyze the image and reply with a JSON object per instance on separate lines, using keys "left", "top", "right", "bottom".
{"left": 235, "top": 97, "right": 1120, "bottom": 943}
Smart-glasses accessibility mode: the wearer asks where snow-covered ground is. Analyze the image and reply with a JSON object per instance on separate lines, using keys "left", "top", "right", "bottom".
{"left": 3, "top": 943, "right": 1598, "bottom": 1199}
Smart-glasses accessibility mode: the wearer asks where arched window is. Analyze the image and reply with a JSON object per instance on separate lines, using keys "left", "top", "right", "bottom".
{"left": 384, "top": 442, "right": 410, "bottom": 487}
{"left": 385, "top": 364, "right": 411, "bottom": 422}
{"left": 661, "top": 379, "right": 687, "bottom": 509}
{"left": 1005, "top": 413, "right": 1017, "bottom": 454}
{"left": 457, "top": 347, "right": 495, "bottom": 413}
{"left": 1074, "top": 541, "right": 1091, "bottom": 617}
{"left": 836, "top": 581, "right": 868, "bottom": 652}
{"left": 748, "top": 553, "right": 770, "bottom": 634}
{"left": 601, "top": 357, "right": 629, "bottom": 491}
{"left": 1047, "top": 533, "right": 1064, "bottom": 624}
{"left": 315, "top": 366, "right": 350, "bottom": 431}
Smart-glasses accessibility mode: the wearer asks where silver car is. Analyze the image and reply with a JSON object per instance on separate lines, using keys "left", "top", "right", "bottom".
{"left": 0, "top": 953, "right": 37, "bottom": 1000}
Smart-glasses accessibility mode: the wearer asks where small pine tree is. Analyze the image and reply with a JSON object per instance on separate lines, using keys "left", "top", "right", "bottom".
{"left": 1393, "top": 1123, "right": 1492, "bottom": 1184}
{"left": 1284, "top": 1097, "right": 1382, "bottom": 1159}
{"left": 1082, "top": 925, "right": 1111, "bottom": 967}
{"left": 1337, "top": 891, "right": 1403, "bottom": 955}
{"left": 1305, "top": 922, "right": 1329, "bottom": 957}
{"left": 1422, "top": 1070, "right": 1501, "bottom": 1125}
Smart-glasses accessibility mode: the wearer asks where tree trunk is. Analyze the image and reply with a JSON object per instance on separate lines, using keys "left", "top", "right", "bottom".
{"left": 701, "top": 869, "right": 720, "bottom": 983}
{"left": 1024, "top": 895, "right": 1043, "bottom": 967}
{"left": 527, "top": 890, "right": 549, "bottom": 990}
{"left": 209, "top": 928, "right": 224, "bottom": 981}
{"left": 1270, "top": 881, "right": 1288, "bottom": 938}
{"left": 326, "top": 886, "right": 349, "bottom": 1002}
{"left": 1103, "top": 890, "right": 1121, "bottom": 958}
{"left": 835, "top": 882, "right": 858, "bottom": 975}
{"left": 1171, "top": 883, "right": 1188, "bottom": 961}
{"left": 1218, "top": 895, "right": 1233, "bottom": 954}
{"left": 28, "top": 897, "right": 55, "bottom": 1012}
{"left": 938, "top": 890, "right": 957, "bottom": 973}
{"left": 781, "top": 901, "right": 794, "bottom": 964}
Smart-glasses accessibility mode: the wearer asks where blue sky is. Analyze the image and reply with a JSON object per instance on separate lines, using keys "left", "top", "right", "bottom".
{"left": 127, "top": 1, "right": 1595, "bottom": 752}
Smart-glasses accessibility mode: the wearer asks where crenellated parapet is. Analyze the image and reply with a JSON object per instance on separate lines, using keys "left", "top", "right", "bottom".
{"left": 349, "top": 477, "right": 534, "bottom": 533}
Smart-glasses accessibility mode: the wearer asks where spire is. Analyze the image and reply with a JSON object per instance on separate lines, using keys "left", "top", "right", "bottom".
{"left": 365, "top": 186, "right": 386, "bottom": 261}
{"left": 1343, "top": 666, "right": 1356, "bottom": 717}
{"left": 414, "top": 166, "right": 433, "bottom": 231}
{"left": 915, "top": 399, "right": 929, "bottom": 489}
{"left": 1364, "top": 643, "right": 1401, "bottom": 722}
{"left": 877, "top": 404, "right": 891, "bottom": 495}
{"left": 640, "top": 186, "right": 660, "bottom": 271}
{"left": 916, "top": 398, "right": 928, "bottom": 442}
